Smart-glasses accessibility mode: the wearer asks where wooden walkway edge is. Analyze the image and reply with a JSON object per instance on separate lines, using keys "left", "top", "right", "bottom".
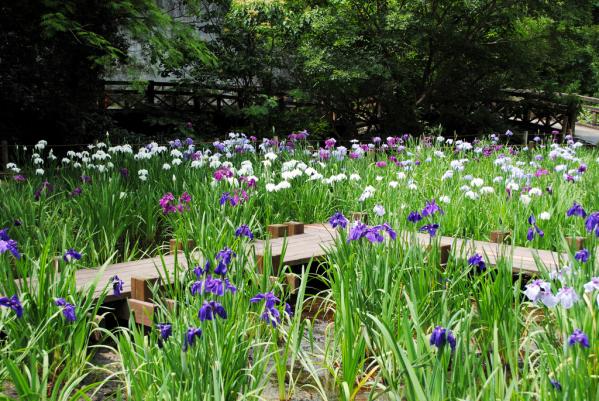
{"left": 15, "top": 223, "right": 583, "bottom": 305}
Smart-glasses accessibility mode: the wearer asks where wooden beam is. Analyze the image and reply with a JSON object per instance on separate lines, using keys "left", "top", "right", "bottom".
{"left": 267, "top": 224, "right": 288, "bottom": 238}
{"left": 131, "top": 276, "right": 160, "bottom": 302}
{"left": 286, "top": 222, "right": 305, "bottom": 236}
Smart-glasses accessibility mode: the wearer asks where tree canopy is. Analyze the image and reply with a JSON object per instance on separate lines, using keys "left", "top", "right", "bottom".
{"left": 1, "top": 0, "right": 597, "bottom": 141}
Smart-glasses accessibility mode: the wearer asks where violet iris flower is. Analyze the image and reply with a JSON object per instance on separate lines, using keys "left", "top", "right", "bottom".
{"left": 430, "top": 325, "right": 456, "bottom": 351}
{"left": 34, "top": 180, "right": 53, "bottom": 201}
{"left": 407, "top": 211, "right": 423, "bottom": 223}
{"left": 364, "top": 224, "right": 397, "bottom": 243}
{"left": 467, "top": 253, "right": 486, "bottom": 272}
{"left": 215, "top": 247, "right": 236, "bottom": 276}
{"left": 193, "top": 261, "right": 211, "bottom": 278}
{"left": 0, "top": 228, "right": 21, "bottom": 259}
{"left": 157, "top": 323, "right": 172, "bottom": 341}
{"left": 585, "top": 212, "right": 599, "bottom": 237}
{"left": 348, "top": 222, "right": 369, "bottom": 242}
{"left": 63, "top": 248, "right": 82, "bottom": 262}
{"left": 112, "top": 275, "right": 124, "bottom": 296}
{"left": 234, "top": 224, "right": 254, "bottom": 240}
{"left": 198, "top": 300, "right": 227, "bottom": 321}
{"left": 184, "top": 327, "right": 202, "bottom": 350}
{"left": 251, "top": 292, "right": 281, "bottom": 327}
{"left": 526, "top": 215, "right": 544, "bottom": 241}
{"left": 575, "top": 248, "right": 589, "bottom": 263}
{"left": 160, "top": 193, "right": 177, "bottom": 214}
{"left": 523, "top": 279, "right": 557, "bottom": 307}
{"left": 329, "top": 212, "right": 348, "bottom": 229}
{"left": 568, "top": 329, "right": 589, "bottom": 348}
{"left": 0, "top": 295, "right": 23, "bottom": 318}
{"left": 191, "top": 276, "right": 237, "bottom": 296}
{"left": 55, "top": 298, "right": 76, "bottom": 322}
{"left": 421, "top": 199, "right": 444, "bottom": 217}
{"left": 549, "top": 379, "right": 562, "bottom": 391}
{"left": 566, "top": 202, "right": 587, "bottom": 218}
{"left": 419, "top": 223, "right": 439, "bottom": 237}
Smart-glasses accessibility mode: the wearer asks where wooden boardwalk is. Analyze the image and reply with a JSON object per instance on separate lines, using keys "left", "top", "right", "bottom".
{"left": 17, "top": 223, "right": 577, "bottom": 304}
{"left": 17, "top": 253, "right": 188, "bottom": 302}
{"left": 254, "top": 223, "right": 568, "bottom": 276}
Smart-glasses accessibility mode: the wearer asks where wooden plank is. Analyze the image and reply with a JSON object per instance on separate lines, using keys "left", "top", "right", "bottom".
{"left": 286, "top": 222, "right": 305, "bottom": 236}
{"left": 15, "top": 253, "right": 188, "bottom": 302}
{"left": 253, "top": 224, "right": 570, "bottom": 276}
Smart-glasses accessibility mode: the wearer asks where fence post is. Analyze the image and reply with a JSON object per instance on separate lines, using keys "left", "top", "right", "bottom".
{"left": 1, "top": 140, "right": 8, "bottom": 171}
{"left": 145, "top": 81, "right": 155, "bottom": 105}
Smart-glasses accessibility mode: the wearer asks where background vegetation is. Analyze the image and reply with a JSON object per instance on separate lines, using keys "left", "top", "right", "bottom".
{"left": 1, "top": 0, "right": 598, "bottom": 142}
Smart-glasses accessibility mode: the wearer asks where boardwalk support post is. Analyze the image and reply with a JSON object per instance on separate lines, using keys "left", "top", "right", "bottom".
{"left": 1, "top": 140, "right": 8, "bottom": 171}
{"left": 268, "top": 224, "right": 288, "bottom": 238}
{"left": 351, "top": 212, "right": 368, "bottom": 224}
{"left": 565, "top": 236, "right": 585, "bottom": 251}
{"left": 440, "top": 244, "right": 451, "bottom": 268}
{"left": 169, "top": 238, "right": 195, "bottom": 254}
{"left": 286, "top": 222, "right": 304, "bottom": 236}
{"left": 490, "top": 230, "right": 511, "bottom": 244}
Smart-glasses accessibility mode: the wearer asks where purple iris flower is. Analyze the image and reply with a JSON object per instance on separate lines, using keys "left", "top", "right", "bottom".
{"left": 184, "top": 327, "right": 202, "bottom": 350}
{"left": 363, "top": 224, "right": 397, "bottom": 243}
{"left": 0, "top": 295, "right": 23, "bottom": 318}
{"left": 566, "top": 202, "right": 587, "bottom": 218}
{"left": 219, "top": 192, "right": 230, "bottom": 206}
{"left": 70, "top": 187, "right": 82, "bottom": 197}
{"left": 198, "top": 300, "right": 227, "bottom": 321}
{"left": 407, "top": 211, "right": 423, "bottom": 223}
{"left": 526, "top": 215, "right": 544, "bottom": 241}
{"left": 419, "top": 224, "right": 439, "bottom": 237}
{"left": 365, "top": 228, "right": 384, "bottom": 243}
{"left": 251, "top": 292, "right": 282, "bottom": 327}
{"left": 261, "top": 307, "right": 281, "bottom": 327}
{"left": 156, "top": 323, "right": 172, "bottom": 341}
{"left": 251, "top": 292, "right": 280, "bottom": 308}
{"left": 285, "top": 302, "right": 293, "bottom": 317}
{"left": 191, "top": 276, "right": 237, "bottom": 296}
{"left": 348, "top": 222, "right": 369, "bottom": 242}
{"left": 55, "top": 298, "right": 76, "bottom": 322}
{"left": 33, "top": 181, "right": 53, "bottom": 201}
{"left": 14, "top": 220, "right": 22, "bottom": 227}
{"left": 120, "top": 168, "right": 129, "bottom": 177}
{"left": 585, "top": 212, "right": 599, "bottom": 237}
{"left": 63, "top": 248, "right": 82, "bottom": 262}
{"left": 234, "top": 224, "right": 254, "bottom": 240}
{"left": 524, "top": 279, "right": 558, "bottom": 307}
{"left": 214, "top": 247, "right": 236, "bottom": 276}
{"left": 421, "top": 199, "right": 444, "bottom": 217}
{"left": 0, "top": 228, "right": 21, "bottom": 259}
{"left": 568, "top": 329, "right": 589, "bottom": 348}
{"left": 381, "top": 223, "right": 397, "bottom": 240}
{"left": 80, "top": 175, "right": 92, "bottom": 184}
{"left": 193, "top": 261, "right": 211, "bottom": 278}
{"left": 549, "top": 378, "right": 562, "bottom": 391}
{"left": 430, "top": 325, "right": 456, "bottom": 351}
{"left": 329, "top": 212, "right": 349, "bottom": 229}
{"left": 112, "top": 275, "right": 124, "bottom": 296}
{"left": 468, "top": 253, "right": 486, "bottom": 272}
{"left": 575, "top": 248, "right": 589, "bottom": 263}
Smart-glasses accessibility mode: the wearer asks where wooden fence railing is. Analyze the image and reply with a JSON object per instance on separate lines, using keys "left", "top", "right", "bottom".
{"left": 100, "top": 81, "right": 591, "bottom": 136}
{"left": 577, "top": 95, "right": 599, "bottom": 128}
